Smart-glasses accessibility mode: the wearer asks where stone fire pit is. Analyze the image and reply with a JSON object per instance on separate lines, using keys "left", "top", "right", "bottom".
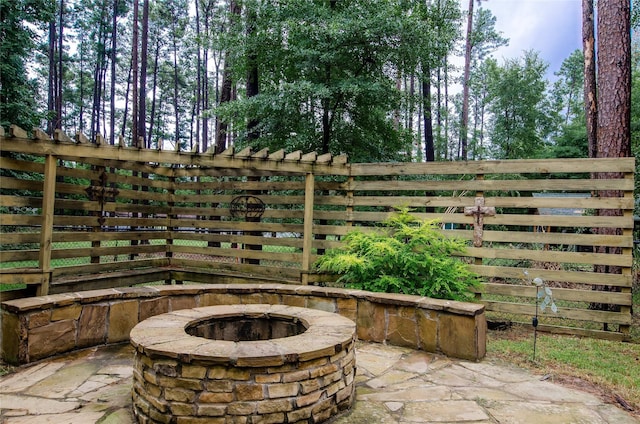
{"left": 130, "top": 304, "right": 357, "bottom": 423}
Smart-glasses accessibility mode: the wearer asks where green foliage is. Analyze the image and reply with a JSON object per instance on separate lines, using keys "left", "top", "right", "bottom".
{"left": 217, "top": 0, "right": 461, "bottom": 163}
{"left": 0, "top": 0, "right": 53, "bottom": 129}
{"left": 315, "top": 209, "right": 480, "bottom": 301}
{"left": 485, "top": 51, "right": 551, "bottom": 159}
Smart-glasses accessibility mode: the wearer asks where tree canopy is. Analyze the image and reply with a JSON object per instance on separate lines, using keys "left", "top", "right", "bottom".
{"left": 0, "top": 0, "right": 637, "bottom": 165}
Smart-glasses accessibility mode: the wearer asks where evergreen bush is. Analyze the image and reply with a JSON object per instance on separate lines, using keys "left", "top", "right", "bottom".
{"left": 315, "top": 209, "right": 480, "bottom": 301}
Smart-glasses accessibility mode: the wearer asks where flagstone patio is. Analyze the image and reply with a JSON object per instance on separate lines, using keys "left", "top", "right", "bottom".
{"left": 0, "top": 341, "right": 637, "bottom": 423}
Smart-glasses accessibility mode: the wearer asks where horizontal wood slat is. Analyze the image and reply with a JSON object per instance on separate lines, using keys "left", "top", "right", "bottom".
{"left": 349, "top": 178, "right": 632, "bottom": 192}
{"left": 0, "top": 132, "right": 633, "bottom": 340}
{"left": 484, "top": 301, "right": 632, "bottom": 325}
{"left": 477, "top": 283, "right": 632, "bottom": 306}
{"left": 462, "top": 247, "right": 631, "bottom": 267}
{"left": 351, "top": 157, "right": 635, "bottom": 175}
{"left": 469, "top": 264, "right": 632, "bottom": 287}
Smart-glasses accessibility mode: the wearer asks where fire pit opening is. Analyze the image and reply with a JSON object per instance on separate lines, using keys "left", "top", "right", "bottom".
{"left": 186, "top": 315, "right": 308, "bottom": 341}
{"left": 130, "top": 304, "right": 357, "bottom": 424}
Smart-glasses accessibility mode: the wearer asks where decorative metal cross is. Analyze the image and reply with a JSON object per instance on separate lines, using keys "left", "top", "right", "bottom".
{"left": 463, "top": 197, "right": 496, "bottom": 247}
{"left": 85, "top": 171, "right": 119, "bottom": 226}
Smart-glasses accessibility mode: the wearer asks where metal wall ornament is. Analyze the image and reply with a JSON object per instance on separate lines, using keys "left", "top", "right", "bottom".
{"left": 230, "top": 195, "right": 266, "bottom": 219}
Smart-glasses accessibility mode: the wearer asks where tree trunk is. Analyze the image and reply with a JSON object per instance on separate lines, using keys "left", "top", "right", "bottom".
{"left": 131, "top": 0, "right": 139, "bottom": 146}
{"left": 47, "top": 19, "right": 56, "bottom": 135}
{"left": 121, "top": 59, "right": 131, "bottom": 137}
{"left": 216, "top": 0, "right": 240, "bottom": 153}
{"left": 110, "top": 0, "right": 118, "bottom": 145}
{"left": 444, "top": 56, "right": 450, "bottom": 160}
{"left": 138, "top": 0, "right": 149, "bottom": 148}
{"left": 246, "top": 5, "right": 259, "bottom": 141}
{"left": 583, "top": 0, "right": 597, "bottom": 159}
{"left": 201, "top": 0, "right": 213, "bottom": 151}
{"left": 216, "top": 51, "right": 233, "bottom": 153}
{"left": 147, "top": 37, "right": 161, "bottom": 148}
{"left": 55, "top": 0, "right": 63, "bottom": 131}
{"left": 591, "top": 0, "right": 631, "bottom": 326}
{"left": 195, "top": 0, "right": 201, "bottom": 149}
{"left": 596, "top": 0, "right": 630, "bottom": 159}
{"left": 408, "top": 74, "right": 415, "bottom": 157}
{"left": 422, "top": 66, "right": 435, "bottom": 162}
{"left": 171, "top": 16, "right": 181, "bottom": 148}
{"left": 436, "top": 65, "right": 442, "bottom": 158}
{"left": 79, "top": 35, "right": 86, "bottom": 132}
{"left": 460, "top": 0, "right": 474, "bottom": 161}
{"left": 244, "top": 3, "right": 262, "bottom": 263}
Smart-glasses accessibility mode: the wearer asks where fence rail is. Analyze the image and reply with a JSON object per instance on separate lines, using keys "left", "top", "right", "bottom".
{"left": 0, "top": 126, "right": 634, "bottom": 340}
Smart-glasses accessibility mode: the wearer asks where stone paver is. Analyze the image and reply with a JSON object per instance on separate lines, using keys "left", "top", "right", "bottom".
{"left": 0, "top": 342, "right": 638, "bottom": 423}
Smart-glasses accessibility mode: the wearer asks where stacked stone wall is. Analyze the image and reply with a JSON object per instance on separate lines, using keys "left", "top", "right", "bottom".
{"left": 1, "top": 284, "right": 486, "bottom": 365}
{"left": 130, "top": 305, "right": 356, "bottom": 424}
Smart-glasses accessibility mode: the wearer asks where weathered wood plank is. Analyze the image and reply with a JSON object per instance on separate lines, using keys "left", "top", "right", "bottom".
{"left": 0, "top": 250, "right": 39, "bottom": 262}
{"left": 301, "top": 173, "right": 315, "bottom": 282}
{"left": 51, "top": 231, "right": 169, "bottom": 243}
{"left": 351, "top": 157, "right": 635, "bottom": 175}
{"left": 469, "top": 264, "right": 632, "bottom": 287}
{"left": 170, "top": 194, "right": 307, "bottom": 205}
{"left": 331, "top": 195, "right": 634, "bottom": 210}
{"left": 0, "top": 138, "right": 348, "bottom": 175}
{"left": 167, "top": 220, "right": 304, "bottom": 233}
{"left": 470, "top": 229, "right": 632, "bottom": 248}
{"left": 173, "top": 232, "right": 304, "bottom": 248}
{"left": 9, "top": 125, "right": 29, "bottom": 139}
{"left": 463, "top": 247, "right": 632, "bottom": 267}
{"left": 0, "top": 195, "right": 43, "bottom": 208}
{"left": 349, "top": 178, "right": 632, "bottom": 192}
{"left": 166, "top": 206, "right": 304, "bottom": 221}
{"left": 0, "top": 156, "right": 45, "bottom": 173}
{"left": 344, "top": 210, "right": 631, "bottom": 229}
{"left": 175, "top": 180, "right": 306, "bottom": 191}
{"left": 0, "top": 269, "right": 48, "bottom": 285}
{"left": 50, "top": 268, "right": 171, "bottom": 294}
{"left": 0, "top": 232, "right": 41, "bottom": 244}
{"left": 170, "top": 258, "right": 301, "bottom": 280}
{"left": 50, "top": 258, "right": 168, "bottom": 278}
{"left": 49, "top": 243, "right": 165, "bottom": 260}
{"left": 484, "top": 301, "right": 632, "bottom": 324}
{"left": 169, "top": 244, "right": 301, "bottom": 263}
{"left": 37, "top": 154, "right": 57, "bottom": 295}
{"left": 520, "top": 323, "right": 626, "bottom": 342}
{"left": 0, "top": 177, "right": 44, "bottom": 192}
{"left": 477, "top": 283, "right": 632, "bottom": 305}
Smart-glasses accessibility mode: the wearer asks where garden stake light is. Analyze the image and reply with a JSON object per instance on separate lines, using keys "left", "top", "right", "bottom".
{"left": 525, "top": 271, "right": 557, "bottom": 362}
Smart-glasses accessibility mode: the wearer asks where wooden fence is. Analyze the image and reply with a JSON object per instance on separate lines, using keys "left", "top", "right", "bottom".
{"left": 0, "top": 126, "right": 635, "bottom": 340}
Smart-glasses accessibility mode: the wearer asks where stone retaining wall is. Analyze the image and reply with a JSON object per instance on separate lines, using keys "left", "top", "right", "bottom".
{"left": 131, "top": 305, "right": 357, "bottom": 424}
{"left": 1, "top": 284, "right": 486, "bottom": 365}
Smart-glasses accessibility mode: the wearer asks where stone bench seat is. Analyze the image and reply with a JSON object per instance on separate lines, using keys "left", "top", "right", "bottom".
{"left": 1, "top": 283, "right": 486, "bottom": 365}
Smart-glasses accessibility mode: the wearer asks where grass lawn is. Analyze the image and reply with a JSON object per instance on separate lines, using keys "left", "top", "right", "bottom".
{"left": 487, "top": 324, "right": 640, "bottom": 417}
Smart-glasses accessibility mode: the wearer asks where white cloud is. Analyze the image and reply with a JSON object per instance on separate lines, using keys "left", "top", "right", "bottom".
{"left": 472, "top": 0, "right": 582, "bottom": 78}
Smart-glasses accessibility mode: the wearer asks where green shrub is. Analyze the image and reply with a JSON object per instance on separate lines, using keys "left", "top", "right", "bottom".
{"left": 314, "top": 209, "right": 480, "bottom": 301}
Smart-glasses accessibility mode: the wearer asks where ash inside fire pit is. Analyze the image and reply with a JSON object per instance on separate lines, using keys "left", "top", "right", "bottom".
{"left": 130, "top": 304, "right": 357, "bottom": 424}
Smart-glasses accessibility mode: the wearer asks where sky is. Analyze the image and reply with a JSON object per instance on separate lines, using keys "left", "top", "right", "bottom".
{"left": 474, "top": 0, "right": 583, "bottom": 80}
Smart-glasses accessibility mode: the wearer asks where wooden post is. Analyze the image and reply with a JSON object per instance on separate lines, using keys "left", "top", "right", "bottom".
{"left": 166, "top": 169, "right": 176, "bottom": 284}
{"left": 619, "top": 170, "right": 634, "bottom": 339}
{"left": 38, "top": 154, "right": 57, "bottom": 296}
{"left": 90, "top": 166, "right": 104, "bottom": 265}
{"left": 346, "top": 176, "right": 354, "bottom": 228}
{"left": 301, "top": 172, "right": 315, "bottom": 285}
